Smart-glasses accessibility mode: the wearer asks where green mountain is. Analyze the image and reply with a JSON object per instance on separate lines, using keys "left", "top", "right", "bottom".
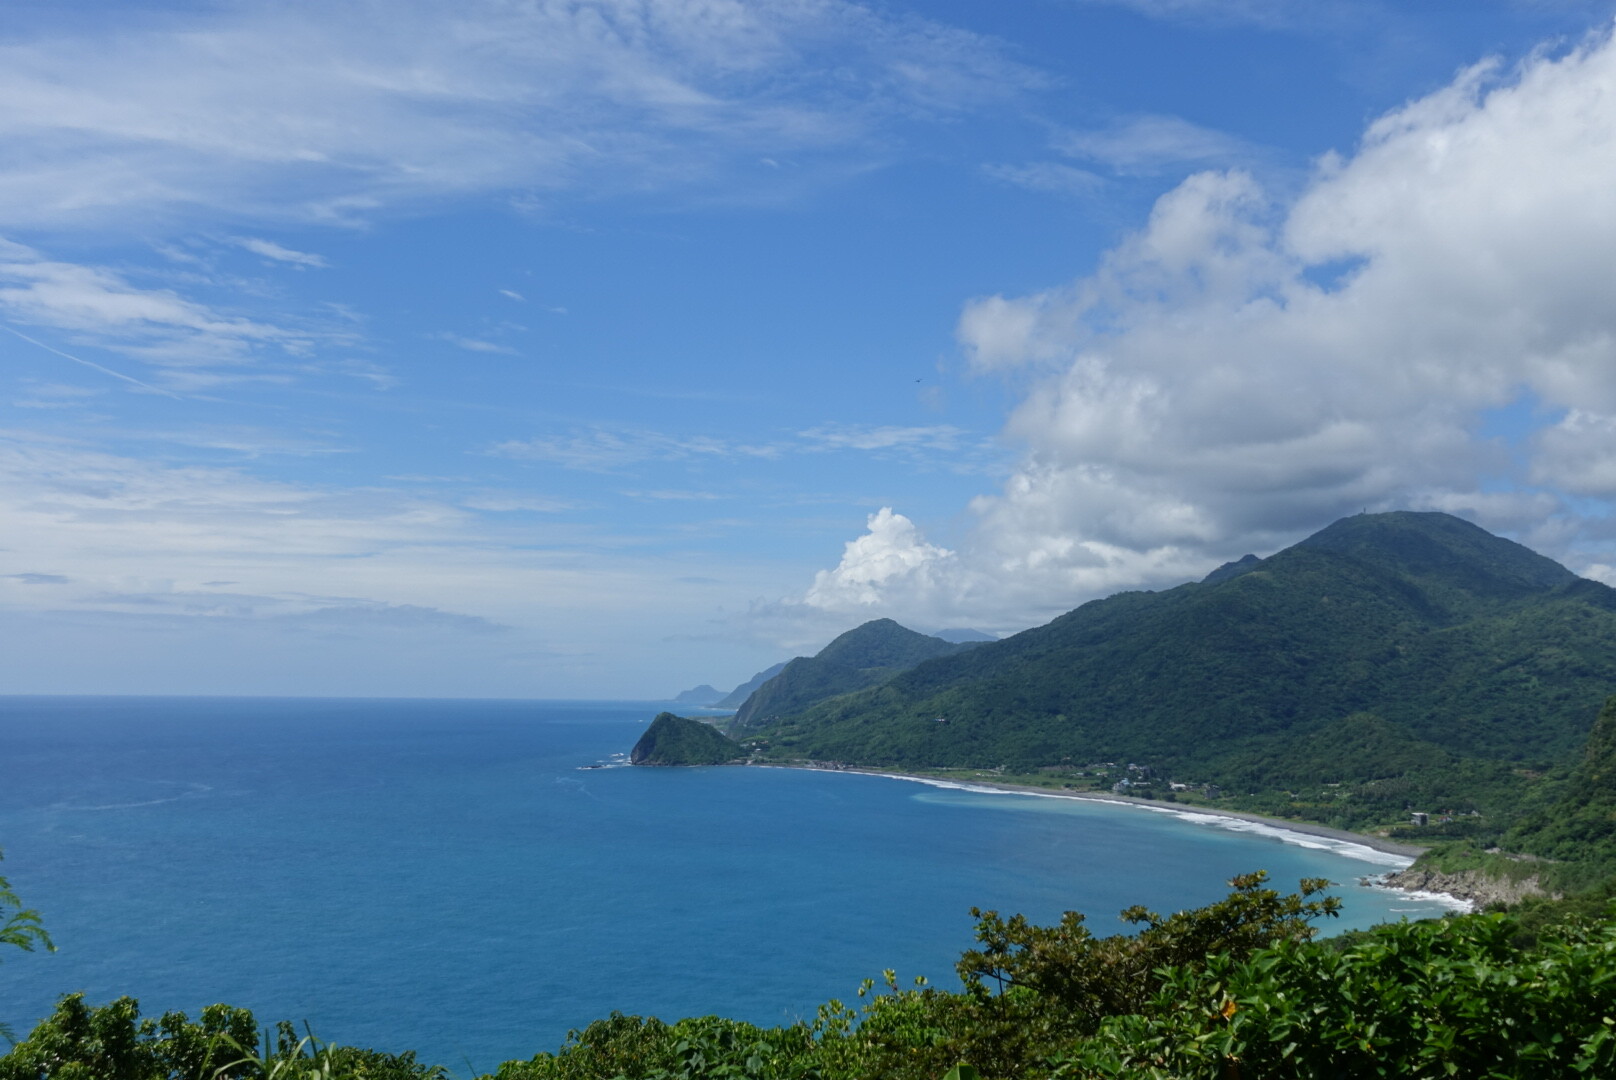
{"left": 629, "top": 712, "right": 744, "bottom": 766}
{"left": 730, "top": 618, "right": 973, "bottom": 730}
{"left": 714, "top": 661, "right": 788, "bottom": 709}
{"left": 1503, "top": 693, "right": 1616, "bottom": 879}
{"left": 750, "top": 512, "right": 1616, "bottom": 815}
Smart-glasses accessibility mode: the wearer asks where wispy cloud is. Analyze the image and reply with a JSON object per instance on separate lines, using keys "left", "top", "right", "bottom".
{"left": 5, "top": 572, "right": 70, "bottom": 585}
{"left": 1053, "top": 115, "right": 1255, "bottom": 175}
{"left": 11, "top": 379, "right": 105, "bottom": 410}
{"left": 982, "top": 162, "right": 1105, "bottom": 197}
{"left": 230, "top": 236, "right": 328, "bottom": 268}
{"left": 461, "top": 494, "right": 575, "bottom": 512}
{"left": 798, "top": 423, "right": 967, "bottom": 452}
{"left": 1, "top": 324, "right": 184, "bottom": 398}
{"left": 489, "top": 422, "right": 986, "bottom": 473}
{"left": 490, "top": 428, "right": 783, "bottom": 471}
{"left": 1065, "top": 0, "right": 1343, "bottom": 30}
{"left": 0, "top": 0, "right": 1044, "bottom": 232}
{"left": 621, "top": 489, "right": 728, "bottom": 501}
{"left": 0, "top": 239, "right": 357, "bottom": 390}
{"left": 436, "top": 332, "right": 518, "bottom": 355}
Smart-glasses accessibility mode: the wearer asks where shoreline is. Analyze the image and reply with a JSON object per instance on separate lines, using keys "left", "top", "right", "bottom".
{"left": 754, "top": 762, "right": 1427, "bottom": 856}
{"left": 746, "top": 762, "right": 1464, "bottom": 907}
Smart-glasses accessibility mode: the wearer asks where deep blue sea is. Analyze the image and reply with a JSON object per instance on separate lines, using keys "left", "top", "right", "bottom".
{"left": 0, "top": 697, "right": 1458, "bottom": 1074}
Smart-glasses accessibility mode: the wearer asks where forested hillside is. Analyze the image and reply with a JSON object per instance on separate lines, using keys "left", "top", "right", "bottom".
{"left": 630, "top": 712, "right": 743, "bottom": 766}
{"left": 747, "top": 513, "right": 1616, "bottom": 826}
{"left": 731, "top": 619, "right": 972, "bottom": 729}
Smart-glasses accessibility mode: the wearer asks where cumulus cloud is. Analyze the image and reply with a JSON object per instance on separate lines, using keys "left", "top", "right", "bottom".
{"left": 803, "top": 507, "right": 959, "bottom": 611}
{"left": 0, "top": 0, "right": 1041, "bottom": 231}
{"left": 795, "top": 24, "right": 1616, "bottom": 630}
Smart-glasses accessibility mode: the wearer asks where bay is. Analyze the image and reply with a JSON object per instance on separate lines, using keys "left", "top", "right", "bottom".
{"left": 0, "top": 696, "right": 1455, "bottom": 1075}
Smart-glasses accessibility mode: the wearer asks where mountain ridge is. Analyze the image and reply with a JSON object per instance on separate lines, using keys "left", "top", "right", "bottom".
{"left": 731, "top": 618, "right": 973, "bottom": 729}
{"left": 745, "top": 512, "right": 1616, "bottom": 827}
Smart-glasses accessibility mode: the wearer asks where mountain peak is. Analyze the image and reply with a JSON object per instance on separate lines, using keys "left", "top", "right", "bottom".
{"left": 732, "top": 619, "right": 968, "bottom": 729}
{"left": 817, "top": 619, "right": 946, "bottom": 667}
{"left": 1295, "top": 511, "right": 1574, "bottom": 600}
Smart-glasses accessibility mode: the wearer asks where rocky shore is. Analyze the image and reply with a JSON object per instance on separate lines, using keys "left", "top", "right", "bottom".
{"left": 1375, "top": 865, "right": 1553, "bottom": 908}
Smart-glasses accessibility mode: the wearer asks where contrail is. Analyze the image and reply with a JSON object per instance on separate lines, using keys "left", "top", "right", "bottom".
{"left": 2, "top": 323, "right": 184, "bottom": 399}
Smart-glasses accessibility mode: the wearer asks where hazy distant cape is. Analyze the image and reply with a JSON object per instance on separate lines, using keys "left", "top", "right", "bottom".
{"left": 671, "top": 684, "right": 727, "bottom": 706}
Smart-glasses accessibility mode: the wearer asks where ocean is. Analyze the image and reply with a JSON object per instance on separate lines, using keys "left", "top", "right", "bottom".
{"left": 0, "top": 696, "right": 1458, "bottom": 1074}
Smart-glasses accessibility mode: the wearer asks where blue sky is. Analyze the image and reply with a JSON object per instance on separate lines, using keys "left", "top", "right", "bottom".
{"left": 5, "top": 0, "right": 1616, "bottom": 698}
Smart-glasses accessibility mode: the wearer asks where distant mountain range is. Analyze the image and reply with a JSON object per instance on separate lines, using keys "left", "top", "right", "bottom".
{"left": 731, "top": 619, "right": 979, "bottom": 729}
{"left": 714, "top": 662, "right": 788, "bottom": 709}
{"left": 677, "top": 628, "right": 997, "bottom": 710}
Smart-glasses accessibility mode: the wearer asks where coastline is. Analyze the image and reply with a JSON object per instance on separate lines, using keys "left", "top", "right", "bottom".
{"left": 747, "top": 762, "right": 1467, "bottom": 908}
{"left": 755, "top": 762, "right": 1427, "bottom": 856}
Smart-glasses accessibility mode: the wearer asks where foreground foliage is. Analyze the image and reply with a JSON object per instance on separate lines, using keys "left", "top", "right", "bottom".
{"left": 0, "top": 999, "right": 444, "bottom": 1080}
{"left": 484, "top": 873, "right": 1615, "bottom": 1080}
{"left": 0, "top": 867, "right": 52, "bottom": 964}
{"left": 6, "top": 874, "right": 1613, "bottom": 1079}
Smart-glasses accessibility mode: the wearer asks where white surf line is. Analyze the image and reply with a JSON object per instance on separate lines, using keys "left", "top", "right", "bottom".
{"left": 759, "top": 765, "right": 1476, "bottom": 911}
{"left": 862, "top": 771, "right": 1419, "bottom": 868}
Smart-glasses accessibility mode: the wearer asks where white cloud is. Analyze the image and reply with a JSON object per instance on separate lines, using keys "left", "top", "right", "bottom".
{"left": 981, "top": 162, "right": 1105, "bottom": 196}
{"left": 0, "top": 240, "right": 339, "bottom": 389}
{"left": 0, "top": 0, "right": 1041, "bottom": 231}
{"left": 796, "top": 24, "right": 1616, "bottom": 629}
{"left": 798, "top": 423, "right": 966, "bottom": 452}
{"left": 1531, "top": 410, "right": 1616, "bottom": 495}
{"left": 1053, "top": 115, "right": 1255, "bottom": 175}
{"left": 621, "top": 489, "right": 728, "bottom": 501}
{"left": 490, "top": 422, "right": 986, "bottom": 472}
{"left": 461, "top": 494, "right": 575, "bottom": 512}
{"left": 490, "top": 427, "right": 783, "bottom": 470}
{"left": 1066, "top": 0, "right": 1341, "bottom": 29}
{"left": 0, "top": 430, "right": 794, "bottom": 694}
{"left": 231, "top": 236, "right": 328, "bottom": 268}
{"left": 436, "top": 332, "right": 518, "bottom": 355}
{"left": 803, "top": 507, "right": 960, "bottom": 612}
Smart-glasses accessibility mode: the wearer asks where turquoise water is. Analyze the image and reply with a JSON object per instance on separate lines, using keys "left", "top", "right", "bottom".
{"left": 0, "top": 697, "right": 1455, "bottom": 1074}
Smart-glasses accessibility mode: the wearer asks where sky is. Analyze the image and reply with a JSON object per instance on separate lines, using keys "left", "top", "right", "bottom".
{"left": 6, "top": 0, "right": 1616, "bottom": 698}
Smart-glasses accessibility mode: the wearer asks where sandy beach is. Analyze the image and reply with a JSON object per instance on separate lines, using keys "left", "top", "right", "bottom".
{"left": 753, "top": 763, "right": 1430, "bottom": 858}
{"left": 745, "top": 761, "right": 1492, "bottom": 912}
